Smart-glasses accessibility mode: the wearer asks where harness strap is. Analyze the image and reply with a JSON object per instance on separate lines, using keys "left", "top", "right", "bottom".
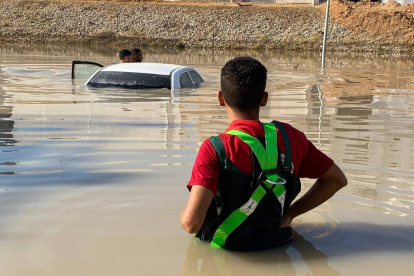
{"left": 209, "top": 136, "right": 227, "bottom": 169}
{"left": 226, "top": 123, "right": 282, "bottom": 182}
{"left": 211, "top": 185, "right": 265, "bottom": 247}
{"left": 209, "top": 136, "right": 242, "bottom": 173}
{"left": 272, "top": 121, "right": 292, "bottom": 171}
{"left": 210, "top": 123, "right": 286, "bottom": 248}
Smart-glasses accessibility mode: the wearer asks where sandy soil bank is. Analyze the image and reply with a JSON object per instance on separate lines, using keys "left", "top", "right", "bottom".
{"left": 1, "top": 0, "right": 414, "bottom": 52}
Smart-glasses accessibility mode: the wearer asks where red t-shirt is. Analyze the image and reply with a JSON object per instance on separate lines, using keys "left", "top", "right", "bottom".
{"left": 187, "top": 120, "right": 333, "bottom": 195}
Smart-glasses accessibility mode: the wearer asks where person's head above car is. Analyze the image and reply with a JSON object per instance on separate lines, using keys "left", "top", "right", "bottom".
{"left": 131, "top": 48, "right": 143, "bottom": 62}
{"left": 119, "top": 49, "right": 132, "bottom": 63}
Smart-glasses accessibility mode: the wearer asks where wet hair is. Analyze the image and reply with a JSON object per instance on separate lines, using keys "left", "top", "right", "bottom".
{"left": 119, "top": 49, "right": 132, "bottom": 60}
{"left": 221, "top": 57, "right": 267, "bottom": 112}
{"left": 131, "top": 48, "right": 142, "bottom": 55}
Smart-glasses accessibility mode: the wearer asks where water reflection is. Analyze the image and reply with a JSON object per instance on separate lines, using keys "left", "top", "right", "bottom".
{"left": 296, "top": 68, "right": 414, "bottom": 219}
{"left": 0, "top": 68, "right": 18, "bottom": 175}
{"left": 2, "top": 42, "right": 414, "bottom": 69}
{"left": 0, "top": 88, "right": 15, "bottom": 147}
{"left": 181, "top": 230, "right": 339, "bottom": 276}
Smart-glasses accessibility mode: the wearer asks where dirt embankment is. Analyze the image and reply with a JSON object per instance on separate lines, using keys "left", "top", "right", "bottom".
{"left": 322, "top": 0, "right": 414, "bottom": 46}
{"left": 1, "top": 0, "right": 414, "bottom": 52}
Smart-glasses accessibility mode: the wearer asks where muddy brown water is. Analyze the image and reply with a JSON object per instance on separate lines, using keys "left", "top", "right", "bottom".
{"left": 0, "top": 44, "right": 413, "bottom": 275}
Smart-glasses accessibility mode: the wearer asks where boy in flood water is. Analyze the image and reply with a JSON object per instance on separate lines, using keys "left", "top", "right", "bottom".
{"left": 180, "top": 57, "right": 347, "bottom": 250}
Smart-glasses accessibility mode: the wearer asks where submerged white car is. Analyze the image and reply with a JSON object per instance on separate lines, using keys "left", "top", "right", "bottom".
{"left": 71, "top": 61, "right": 204, "bottom": 90}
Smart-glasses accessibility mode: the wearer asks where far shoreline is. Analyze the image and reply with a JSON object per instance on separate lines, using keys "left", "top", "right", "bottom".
{"left": 1, "top": 0, "right": 414, "bottom": 53}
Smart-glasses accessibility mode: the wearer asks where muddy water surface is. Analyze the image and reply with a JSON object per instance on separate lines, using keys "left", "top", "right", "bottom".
{"left": 0, "top": 44, "right": 413, "bottom": 276}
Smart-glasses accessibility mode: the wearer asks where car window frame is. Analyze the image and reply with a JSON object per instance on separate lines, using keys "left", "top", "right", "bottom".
{"left": 187, "top": 70, "right": 204, "bottom": 84}
{"left": 179, "top": 71, "right": 194, "bottom": 89}
{"left": 72, "top": 61, "right": 103, "bottom": 79}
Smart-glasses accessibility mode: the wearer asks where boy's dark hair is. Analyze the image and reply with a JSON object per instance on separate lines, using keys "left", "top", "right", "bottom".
{"left": 131, "top": 48, "right": 141, "bottom": 55}
{"left": 221, "top": 57, "right": 267, "bottom": 112}
{"left": 119, "top": 49, "right": 132, "bottom": 60}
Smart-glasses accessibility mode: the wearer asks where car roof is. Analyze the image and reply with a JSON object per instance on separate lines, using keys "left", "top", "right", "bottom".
{"left": 100, "top": 63, "right": 188, "bottom": 76}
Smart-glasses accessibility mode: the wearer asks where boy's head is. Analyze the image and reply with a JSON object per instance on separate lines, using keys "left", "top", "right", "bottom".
{"left": 220, "top": 57, "right": 267, "bottom": 113}
{"left": 119, "top": 49, "right": 132, "bottom": 63}
{"left": 131, "top": 48, "right": 143, "bottom": 62}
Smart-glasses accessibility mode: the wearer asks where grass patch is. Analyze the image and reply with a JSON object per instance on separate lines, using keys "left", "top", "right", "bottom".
{"left": 175, "top": 40, "right": 185, "bottom": 49}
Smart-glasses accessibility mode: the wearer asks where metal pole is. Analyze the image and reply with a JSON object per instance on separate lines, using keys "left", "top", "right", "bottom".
{"left": 321, "top": 0, "right": 330, "bottom": 69}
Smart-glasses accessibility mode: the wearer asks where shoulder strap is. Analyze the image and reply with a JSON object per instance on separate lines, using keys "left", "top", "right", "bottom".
{"left": 208, "top": 136, "right": 241, "bottom": 173}
{"left": 209, "top": 136, "right": 227, "bottom": 169}
{"left": 272, "top": 121, "right": 292, "bottom": 171}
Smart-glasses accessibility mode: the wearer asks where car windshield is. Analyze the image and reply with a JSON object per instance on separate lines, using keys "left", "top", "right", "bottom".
{"left": 87, "top": 71, "right": 171, "bottom": 89}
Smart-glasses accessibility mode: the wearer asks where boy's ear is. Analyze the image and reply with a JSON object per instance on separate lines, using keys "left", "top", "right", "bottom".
{"left": 260, "top": 92, "right": 269, "bottom": 107}
{"left": 218, "top": 91, "right": 226, "bottom": 106}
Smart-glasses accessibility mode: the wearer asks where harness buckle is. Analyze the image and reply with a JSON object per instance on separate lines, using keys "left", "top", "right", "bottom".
{"left": 259, "top": 170, "right": 286, "bottom": 186}
{"left": 265, "top": 177, "right": 286, "bottom": 185}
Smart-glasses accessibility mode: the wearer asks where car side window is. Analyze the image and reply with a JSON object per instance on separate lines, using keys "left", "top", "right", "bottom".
{"left": 188, "top": 71, "right": 203, "bottom": 84}
{"left": 180, "top": 72, "right": 193, "bottom": 88}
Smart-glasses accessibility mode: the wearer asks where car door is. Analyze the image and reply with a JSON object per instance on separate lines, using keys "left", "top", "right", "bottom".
{"left": 71, "top": 61, "right": 103, "bottom": 79}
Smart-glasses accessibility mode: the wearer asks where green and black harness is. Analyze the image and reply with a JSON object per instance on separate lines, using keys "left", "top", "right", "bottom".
{"left": 196, "top": 121, "right": 301, "bottom": 251}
